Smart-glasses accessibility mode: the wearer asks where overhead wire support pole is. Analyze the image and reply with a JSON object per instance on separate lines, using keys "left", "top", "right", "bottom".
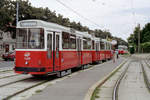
{"left": 16, "top": 1, "right": 19, "bottom": 25}
{"left": 138, "top": 24, "right": 140, "bottom": 53}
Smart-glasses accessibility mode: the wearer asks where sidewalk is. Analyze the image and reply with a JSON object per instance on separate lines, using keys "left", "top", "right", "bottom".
{"left": 28, "top": 58, "right": 126, "bottom": 100}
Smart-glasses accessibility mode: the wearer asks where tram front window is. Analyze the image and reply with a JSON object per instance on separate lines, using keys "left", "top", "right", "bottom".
{"left": 16, "top": 28, "right": 44, "bottom": 49}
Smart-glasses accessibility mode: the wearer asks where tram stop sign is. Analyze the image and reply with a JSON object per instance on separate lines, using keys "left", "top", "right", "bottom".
{"left": 111, "top": 40, "right": 117, "bottom": 45}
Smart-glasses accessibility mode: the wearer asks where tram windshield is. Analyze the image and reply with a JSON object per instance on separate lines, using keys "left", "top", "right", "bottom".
{"left": 16, "top": 28, "right": 44, "bottom": 49}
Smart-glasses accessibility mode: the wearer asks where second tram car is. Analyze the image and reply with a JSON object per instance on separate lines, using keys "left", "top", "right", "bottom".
{"left": 118, "top": 45, "right": 128, "bottom": 55}
{"left": 15, "top": 20, "right": 113, "bottom": 77}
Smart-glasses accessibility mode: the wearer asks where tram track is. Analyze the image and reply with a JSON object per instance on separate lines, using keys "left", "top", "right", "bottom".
{"left": 0, "top": 70, "right": 20, "bottom": 80}
{"left": 112, "top": 62, "right": 130, "bottom": 100}
{"left": 0, "top": 65, "right": 91, "bottom": 100}
{"left": 142, "top": 59, "right": 150, "bottom": 92}
{"left": 0, "top": 75, "right": 56, "bottom": 100}
{"left": 0, "top": 69, "right": 13, "bottom": 73}
{"left": 1, "top": 62, "right": 100, "bottom": 100}
{"left": 112, "top": 59, "right": 149, "bottom": 100}
{"left": 2, "top": 78, "right": 53, "bottom": 100}
{"left": 91, "top": 55, "right": 150, "bottom": 100}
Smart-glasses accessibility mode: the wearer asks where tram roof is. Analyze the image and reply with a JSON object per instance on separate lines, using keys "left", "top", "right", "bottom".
{"left": 17, "top": 19, "right": 92, "bottom": 37}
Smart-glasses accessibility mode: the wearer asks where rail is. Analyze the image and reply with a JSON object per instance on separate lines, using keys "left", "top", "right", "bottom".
{"left": 142, "top": 60, "right": 150, "bottom": 92}
{"left": 112, "top": 63, "right": 129, "bottom": 100}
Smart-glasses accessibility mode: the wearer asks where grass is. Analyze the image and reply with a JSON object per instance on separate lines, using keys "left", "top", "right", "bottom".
{"left": 35, "top": 89, "right": 42, "bottom": 93}
{"left": 90, "top": 61, "right": 127, "bottom": 100}
{"left": 91, "top": 87, "right": 100, "bottom": 100}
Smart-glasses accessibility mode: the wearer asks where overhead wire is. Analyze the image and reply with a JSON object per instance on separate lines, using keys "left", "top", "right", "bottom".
{"left": 56, "top": 0, "right": 129, "bottom": 40}
{"left": 55, "top": 0, "right": 104, "bottom": 29}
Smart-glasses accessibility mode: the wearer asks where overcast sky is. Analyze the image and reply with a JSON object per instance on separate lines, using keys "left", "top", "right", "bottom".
{"left": 29, "top": 0, "right": 150, "bottom": 40}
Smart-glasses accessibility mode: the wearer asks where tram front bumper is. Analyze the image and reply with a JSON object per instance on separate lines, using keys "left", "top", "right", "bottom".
{"left": 15, "top": 67, "right": 46, "bottom": 73}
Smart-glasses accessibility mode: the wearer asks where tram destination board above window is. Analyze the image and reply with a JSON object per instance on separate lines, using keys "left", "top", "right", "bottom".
{"left": 20, "top": 21, "right": 37, "bottom": 27}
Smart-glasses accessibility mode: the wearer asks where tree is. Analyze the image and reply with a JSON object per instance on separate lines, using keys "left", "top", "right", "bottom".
{"left": 127, "top": 24, "right": 141, "bottom": 52}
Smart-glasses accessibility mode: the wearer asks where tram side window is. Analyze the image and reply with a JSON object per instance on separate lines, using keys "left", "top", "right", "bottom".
{"left": 83, "top": 38, "right": 91, "bottom": 50}
{"left": 92, "top": 40, "right": 95, "bottom": 50}
{"left": 62, "top": 32, "right": 69, "bottom": 49}
{"left": 100, "top": 42, "right": 105, "bottom": 50}
{"left": 106, "top": 43, "right": 108, "bottom": 50}
{"left": 83, "top": 40, "right": 87, "bottom": 49}
{"left": 108, "top": 44, "right": 111, "bottom": 50}
{"left": 28, "top": 28, "right": 44, "bottom": 49}
{"left": 70, "top": 35, "right": 76, "bottom": 49}
{"left": 47, "top": 34, "right": 52, "bottom": 50}
{"left": 87, "top": 39, "right": 91, "bottom": 49}
{"left": 56, "top": 35, "right": 59, "bottom": 50}
{"left": 96, "top": 43, "right": 99, "bottom": 51}
{"left": 16, "top": 28, "right": 27, "bottom": 49}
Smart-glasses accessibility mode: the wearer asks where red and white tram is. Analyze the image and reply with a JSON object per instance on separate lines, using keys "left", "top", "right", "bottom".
{"left": 15, "top": 20, "right": 113, "bottom": 77}
{"left": 118, "top": 45, "right": 128, "bottom": 55}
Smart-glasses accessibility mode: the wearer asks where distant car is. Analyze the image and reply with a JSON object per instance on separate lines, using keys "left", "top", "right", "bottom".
{"left": 2, "top": 51, "right": 15, "bottom": 61}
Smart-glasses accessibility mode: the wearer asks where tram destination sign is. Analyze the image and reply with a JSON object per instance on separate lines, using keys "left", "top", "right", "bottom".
{"left": 20, "top": 21, "right": 37, "bottom": 27}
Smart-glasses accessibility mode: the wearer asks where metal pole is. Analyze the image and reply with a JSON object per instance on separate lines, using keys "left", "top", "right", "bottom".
{"left": 16, "top": 1, "right": 19, "bottom": 25}
{"left": 138, "top": 24, "right": 140, "bottom": 53}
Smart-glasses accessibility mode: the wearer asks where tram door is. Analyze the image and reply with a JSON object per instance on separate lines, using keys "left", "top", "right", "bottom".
{"left": 47, "top": 33, "right": 53, "bottom": 71}
{"left": 96, "top": 43, "right": 99, "bottom": 60}
{"left": 77, "top": 38, "right": 82, "bottom": 66}
{"left": 53, "top": 32, "right": 60, "bottom": 71}
{"left": 47, "top": 32, "right": 60, "bottom": 72}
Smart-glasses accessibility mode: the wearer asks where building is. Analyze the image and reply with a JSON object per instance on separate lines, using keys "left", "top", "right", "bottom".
{"left": 0, "top": 30, "right": 15, "bottom": 56}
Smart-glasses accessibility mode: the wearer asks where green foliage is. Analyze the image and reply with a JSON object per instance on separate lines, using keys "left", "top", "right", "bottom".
{"left": 129, "top": 46, "right": 135, "bottom": 54}
{"left": 128, "top": 23, "right": 150, "bottom": 53}
{"left": 141, "top": 42, "right": 150, "bottom": 53}
{"left": 127, "top": 24, "right": 141, "bottom": 52}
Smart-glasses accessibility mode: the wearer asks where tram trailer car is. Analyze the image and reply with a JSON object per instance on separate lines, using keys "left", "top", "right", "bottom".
{"left": 14, "top": 20, "right": 112, "bottom": 77}
{"left": 105, "top": 41, "right": 113, "bottom": 60}
{"left": 118, "top": 45, "right": 128, "bottom": 55}
{"left": 91, "top": 37, "right": 100, "bottom": 63}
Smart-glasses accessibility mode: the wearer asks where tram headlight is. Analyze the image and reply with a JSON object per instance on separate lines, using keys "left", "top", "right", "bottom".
{"left": 25, "top": 61, "right": 28, "bottom": 65}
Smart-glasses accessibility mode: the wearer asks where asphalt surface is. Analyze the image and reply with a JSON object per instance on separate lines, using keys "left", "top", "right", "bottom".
{"left": 0, "top": 61, "right": 14, "bottom": 70}
{"left": 28, "top": 57, "right": 125, "bottom": 100}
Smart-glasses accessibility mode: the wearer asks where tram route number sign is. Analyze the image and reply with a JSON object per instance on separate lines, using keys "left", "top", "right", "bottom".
{"left": 20, "top": 21, "right": 37, "bottom": 27}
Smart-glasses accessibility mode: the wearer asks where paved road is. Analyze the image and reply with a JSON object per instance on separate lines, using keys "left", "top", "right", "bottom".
{"left": 28, "top": 58, "right": 125, "bottom": 100}
{"left": 0, "top": 61, "right": 14, "bottom": 70}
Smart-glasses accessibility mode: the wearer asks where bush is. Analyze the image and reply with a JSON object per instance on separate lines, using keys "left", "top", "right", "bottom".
{"left": 129, "top": 47, "right": 135, "bottom": 54}
{"left": 141, "top": 42, "right": 150, "bottom": 53}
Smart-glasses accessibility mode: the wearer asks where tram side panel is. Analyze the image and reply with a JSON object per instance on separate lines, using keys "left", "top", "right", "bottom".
{"left": 59, "top": 51, "right": 79, "bottom": 71}
{"left": 99, "top": 50, "right": 105, "bottom": 61}
{"left": 92, "top": 51, "right": 97, "bottom": 63}
{"left": 105, "top": 50, "right": 111, "bottom": 60}
{"left": 81, "top": 51, "right": 92, "bottom": 65}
